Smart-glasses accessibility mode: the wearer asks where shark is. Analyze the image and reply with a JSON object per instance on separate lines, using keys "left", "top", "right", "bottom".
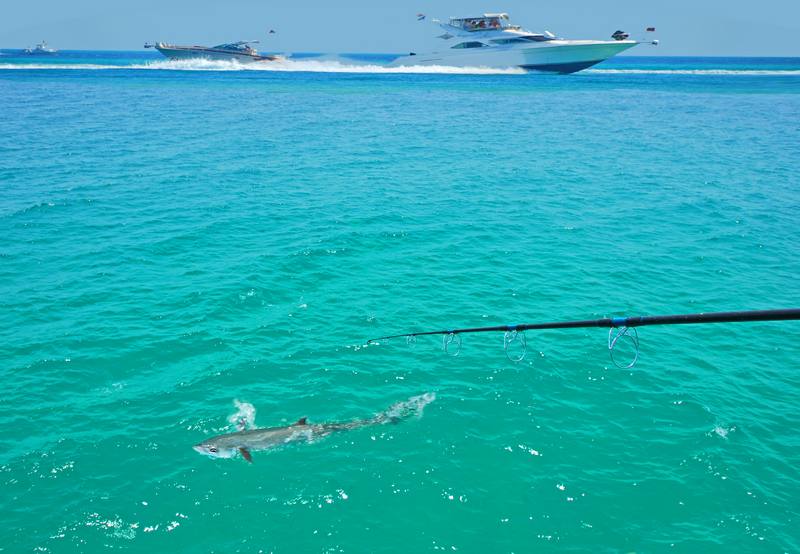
{"left": 193, "top": 393, "right": 435, "bottom": 462}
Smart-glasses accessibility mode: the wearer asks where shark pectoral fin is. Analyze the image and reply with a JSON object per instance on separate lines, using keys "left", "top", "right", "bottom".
{"left": 295, "top": 417, "right": 307, "bottom": 426}
{"left": 239, "top": 447, "right": 253, "bottom": 463}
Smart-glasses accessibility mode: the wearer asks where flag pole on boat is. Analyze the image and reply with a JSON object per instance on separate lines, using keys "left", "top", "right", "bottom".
{"left": 366, "top": 308, "right": 800, "bottom": 367}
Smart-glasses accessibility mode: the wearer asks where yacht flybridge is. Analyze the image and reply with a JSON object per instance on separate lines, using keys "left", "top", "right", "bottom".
{"left": 390, "top": 13, "right": 657, "bottom": 73}
{"left": 144, "top": 41, "right": 283, "bottom": 63}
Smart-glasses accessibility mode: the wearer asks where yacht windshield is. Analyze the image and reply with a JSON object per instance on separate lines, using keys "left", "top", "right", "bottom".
{"left": 449, "top": 16, "right": 505, "bottom": 31}
{"left": 213, "top": 42, "right": 253, "bottom": 52}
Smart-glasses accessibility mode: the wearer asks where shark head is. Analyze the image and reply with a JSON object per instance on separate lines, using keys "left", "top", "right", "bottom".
{"left": 192, "top": 440, "right": 237, "bottom": 459}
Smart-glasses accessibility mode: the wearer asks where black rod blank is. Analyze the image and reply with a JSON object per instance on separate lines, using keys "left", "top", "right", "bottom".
{"left": 367, "top": 308, "right": 800, "bottom": 343}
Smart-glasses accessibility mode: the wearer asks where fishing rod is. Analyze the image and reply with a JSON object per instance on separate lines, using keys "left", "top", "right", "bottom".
{"left": 366, "top": 308, "right": 800, "bottom": 368}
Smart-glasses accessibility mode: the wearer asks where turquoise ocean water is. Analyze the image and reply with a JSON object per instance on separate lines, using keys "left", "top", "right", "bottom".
{"left": 1, "top": 51, "right": 799, "bottom": 552}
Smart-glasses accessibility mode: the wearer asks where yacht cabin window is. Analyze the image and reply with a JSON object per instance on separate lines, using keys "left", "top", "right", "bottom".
{"left": 491, "top": 36, "right": 554, "bottom": 44}
{"left": 451, "top": 41, "right": 489, "bottom": 49}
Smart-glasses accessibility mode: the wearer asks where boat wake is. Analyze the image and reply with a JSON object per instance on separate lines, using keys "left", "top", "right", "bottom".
{"left": 0, "top": 58, "right": 526, "bottom": 75}
{"left": 2, "top": 59, "right": 798, "bottom": 76}
{"left": 588, "top": 68, "right": 800, "bottom": 76}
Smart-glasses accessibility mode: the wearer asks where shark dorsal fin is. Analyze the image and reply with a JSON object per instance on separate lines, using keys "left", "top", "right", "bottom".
{"left": 295, "top": 417, "right": 307, "bottom": 426}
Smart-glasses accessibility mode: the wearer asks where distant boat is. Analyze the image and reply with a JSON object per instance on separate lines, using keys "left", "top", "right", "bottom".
{"left": 390, "top": 13, "right": 658, "bottom": 74}
{"left": 144, "top": 40, "right": 283, "bottom": 63}
{"left": 23, "top": 41, "right": 57, "bottom": 55}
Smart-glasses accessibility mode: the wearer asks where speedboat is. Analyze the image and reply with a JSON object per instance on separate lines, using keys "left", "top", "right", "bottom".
{"left": 389, "top": 13, "right": 657, "bottom": 74}
{"left": 23, "top": 41, "right": 57, "bottom": 55}
{"left": 144, "top": 40, "right": 283, "bottom": 63}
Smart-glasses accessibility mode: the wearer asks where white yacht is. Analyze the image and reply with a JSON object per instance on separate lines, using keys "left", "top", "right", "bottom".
{"left": 144, "top": 41, "right": 283, "bottom": 63}
{"left": 23, "top": 41, "right": 57, "bottom": 55}
{"left": 390, "top": 13, "right": 657, "bottom": 74}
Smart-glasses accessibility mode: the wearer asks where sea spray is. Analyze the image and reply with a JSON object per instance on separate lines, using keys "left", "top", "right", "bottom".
{"left": 227, "top": 400, "right": 256, "bottom": 430}
{"left": 382, "top": 392, "right": 436, "bottom": 421}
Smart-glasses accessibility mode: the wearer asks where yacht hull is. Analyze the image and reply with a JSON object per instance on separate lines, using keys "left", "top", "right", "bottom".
{"left": 391, "top": 40, "right": 638, "bottom": 74}
{"left": 154, "top": 45, "right": 279, "bottom": 63}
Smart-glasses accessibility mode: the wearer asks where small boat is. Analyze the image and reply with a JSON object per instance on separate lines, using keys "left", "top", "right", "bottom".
{"left": 144, "top": 40, "right": 283, "bottom": 63}
{"left": 389, "top": 13, "right": 658, "bottom": 74}
{"left": 23, "top": 41, "right": 57, "bottom": 55}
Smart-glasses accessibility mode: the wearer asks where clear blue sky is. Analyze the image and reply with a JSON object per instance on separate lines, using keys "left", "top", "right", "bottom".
{"left": 3, "top": 0, "right": 799, "bottom": 56}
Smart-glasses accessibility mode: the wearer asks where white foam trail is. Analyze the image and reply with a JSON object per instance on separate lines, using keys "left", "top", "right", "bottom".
{"left": 258, "top": 59, "right": 526, "bottom": 75}
{"left": 383, "top": 392, "right": 436, "bottom": 420}
{"left": 228, "top": 399, "right": 256, "bottom": 430}
{"left": 0, "top": 63, "right": 122, "bottom": 70}
{"left": 0, "top": 58, "right": 525, "bottom": 75}
{"left": 4, "top": 60, "right": 797, "bottom": 76}
{"left": 588, "top": 68, "right": 800, "bottom": 76}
